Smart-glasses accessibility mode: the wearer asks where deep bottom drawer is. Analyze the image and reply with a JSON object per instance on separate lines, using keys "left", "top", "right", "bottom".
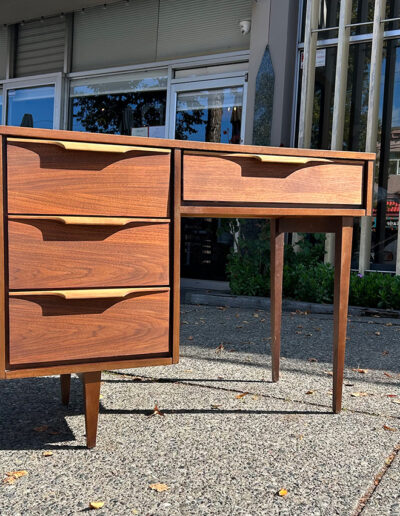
{"left": 8, "top": 289, "right": 170, "bottom": 366}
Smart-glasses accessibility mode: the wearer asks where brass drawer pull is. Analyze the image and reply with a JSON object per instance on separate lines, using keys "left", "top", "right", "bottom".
{"left": 10, "top": 287, "right": 169, "bottom": 300}
{"left": 186, "top": 151, "right": 332, "bottom": 164}
{"left": 9, "top": 215, "right": 170, "bottom": 226}
{"left": 8, "top": 138, "right": 171, "bottom": 154}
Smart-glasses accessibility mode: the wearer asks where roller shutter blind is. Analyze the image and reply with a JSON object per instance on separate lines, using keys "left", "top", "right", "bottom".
{"left": 156, "top": 0, "right": 252, "bottom": 61}
{"left": 15, "top": 17, "right": 66, "bottom": 77}
{"left": 72, "top": 0, "right": 251, "bottom": 72}
{"left": 72, "top": 0, "right": 159, "bottom": 72}
{"left": 0, "top": 26, "right": 7, "bottom": 79}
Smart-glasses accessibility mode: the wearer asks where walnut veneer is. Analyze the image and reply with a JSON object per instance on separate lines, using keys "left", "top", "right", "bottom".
{"left": 0, "top": 126, "right": 375, "bottom": 448}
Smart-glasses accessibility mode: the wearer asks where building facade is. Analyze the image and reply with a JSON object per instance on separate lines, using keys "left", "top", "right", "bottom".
{"left": 0, "top": 0, "right": 398, "bottom": 277}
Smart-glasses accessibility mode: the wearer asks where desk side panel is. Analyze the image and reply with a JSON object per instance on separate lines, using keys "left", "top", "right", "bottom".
{"left": 0, "top": 137, "right": 6, "bottom": 378}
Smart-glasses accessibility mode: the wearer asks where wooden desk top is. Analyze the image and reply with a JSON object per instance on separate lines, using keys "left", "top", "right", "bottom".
{"left": 0, "top": 126, "right": 376, "bottom": 161}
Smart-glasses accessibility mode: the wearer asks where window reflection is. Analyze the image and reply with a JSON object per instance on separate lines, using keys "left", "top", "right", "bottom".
{"left": 175, "top": 87, "right": 243, "bottom": 143}
{"left": 70, "top": 72, "right": 167, "bottom": 136}
{"left": 7, "top": 85, "right": 54, "bottom": 128}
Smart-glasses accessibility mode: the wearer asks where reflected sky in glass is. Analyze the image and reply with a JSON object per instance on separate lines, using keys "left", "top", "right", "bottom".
{"left": 7, "top": 85, "right": 54, "bottom": 128}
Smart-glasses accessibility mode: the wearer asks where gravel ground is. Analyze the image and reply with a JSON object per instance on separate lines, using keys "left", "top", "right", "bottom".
{"left": 0, "top": 304, "right": 399, "bottom": 515}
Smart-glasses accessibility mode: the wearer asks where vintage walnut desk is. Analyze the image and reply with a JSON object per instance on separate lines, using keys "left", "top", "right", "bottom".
{"left": 0, "top": 126, "right": 374, "bottom": 448}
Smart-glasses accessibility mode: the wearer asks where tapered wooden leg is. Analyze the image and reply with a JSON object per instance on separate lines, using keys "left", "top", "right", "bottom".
{"left": 333, "top": 217, "right": 353, "bottom": 413}
{"left": 270, "top": 218, "right": 284, "bottom": 382}
{"left": 82, "top": 371, "right": 101, "bottom": 449}
{"left": 60, "top": 374, "right": 71, "bottom": 405}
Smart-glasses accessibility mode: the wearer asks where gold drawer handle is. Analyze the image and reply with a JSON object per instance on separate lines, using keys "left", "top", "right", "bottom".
{"left": 10, "top": 287, "right": 169, "bottom": 300}
{"left": 9, "top": 215, "right": 170, "bottom": 226}
{"left": 186, "top": 151, "right": 332, "bottom": 164}
{"left": 8, "top": 137, "right": 171, "bottom": 154}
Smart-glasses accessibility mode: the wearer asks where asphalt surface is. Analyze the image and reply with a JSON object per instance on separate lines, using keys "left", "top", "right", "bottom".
{"left": 0, "top": 304, "right": 399, "bottom": 515}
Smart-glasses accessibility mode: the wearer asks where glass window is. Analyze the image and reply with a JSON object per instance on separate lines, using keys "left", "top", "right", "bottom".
{"left": 175, "top": 86, "right": 243, "bottom": 144}
{"left": 70, "top": 70, "right": 167, "bottom": 135}
{"left": 6, "top": 85, "right": 54, "bottom": 128}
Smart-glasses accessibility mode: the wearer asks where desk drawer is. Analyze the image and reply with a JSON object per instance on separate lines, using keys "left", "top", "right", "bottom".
{"left": 8, "top": 288, "right": 170, "bottom": 366}
{"left": 183, "top": 152, "right": 364, "bottom": 206}
{"left": 8, "top": 217, "right": 170, "bottom": 289}
{"left": 7, "top": 139, "right": 171, "bottom": 217}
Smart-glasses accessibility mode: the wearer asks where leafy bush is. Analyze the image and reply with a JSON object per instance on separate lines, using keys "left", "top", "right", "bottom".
{"left": 226, "top": 222, "right": 400, "bottom": 309}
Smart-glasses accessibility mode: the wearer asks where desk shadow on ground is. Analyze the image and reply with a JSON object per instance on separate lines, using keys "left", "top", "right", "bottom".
{"left": 0, "top": 377, "right": 86, "bottom": 450}
{"left": 179, "top": 307, "right": 400, "bottom": 375}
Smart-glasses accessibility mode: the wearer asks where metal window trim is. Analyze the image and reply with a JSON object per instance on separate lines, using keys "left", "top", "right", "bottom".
{"left": 171, "top": 70, "right": 248, "bottom": 85}
{"left": 67, "top": 50, "right": 250, "bottom": 80}
{"left": 297, "top": 28, "right": 400, "bottom": 48}
{"left": 2, "top": 71, "right": 63, "bottom": 129}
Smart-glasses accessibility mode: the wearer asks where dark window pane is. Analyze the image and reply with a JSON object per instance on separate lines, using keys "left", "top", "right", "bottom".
{"left": 70, "top": 90, "right": 166, "bottom": 135}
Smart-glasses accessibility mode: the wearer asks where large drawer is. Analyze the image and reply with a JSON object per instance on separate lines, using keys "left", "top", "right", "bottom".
{"left": 8, "top": 288, "right": 170, "bottom": 366}
{"left": 183, "top": 152, "right": 365, "bottom": 206}
{"left": 8, "top": 217, "right": 170, "bottom": 289}
{"left": 7, "top": 139, "right": 171, "bottom": 217}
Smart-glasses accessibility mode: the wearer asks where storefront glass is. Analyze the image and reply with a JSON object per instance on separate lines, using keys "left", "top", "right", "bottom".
{"left": 70, "top": 71, "right": 168, "bottom": 135}
{"left": 6, "top": 85, "right": 54, "bottom": 128}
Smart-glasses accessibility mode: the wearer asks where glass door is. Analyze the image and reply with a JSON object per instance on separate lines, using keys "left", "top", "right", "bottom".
{"left": 2, "top": 74, "right": 62, "bottom": 129}
{"left": 169, "top": 77, "right": 246, "bottom": 142}
{"left": 169, "top": 76, "right": 247, "bottom": 280}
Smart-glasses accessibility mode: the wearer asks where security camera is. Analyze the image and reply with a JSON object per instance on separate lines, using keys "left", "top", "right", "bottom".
{"left": 239, "top": 20, "right": 251, "bottom": 36}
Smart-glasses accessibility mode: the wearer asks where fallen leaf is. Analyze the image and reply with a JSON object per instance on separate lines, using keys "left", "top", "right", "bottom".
{"left": 384, "top": 372, "right": 392, "bottom": 378}
{"left": 215, "top": 343, "right": 224, "bottom": 353}
{"left": 308, "top": 358, "right": 318, "bottom": 363}
{"left": 305, "top": 333, "right": 313, "bottom": 337}
{"left": 351, "top": 392, "right": 368, "bottom": 397}
{"left": 383, "top": 425, "right": 397, "bottom": 432}
{"left": 324, "top": 371, "right": 333, "bottom": 376}
{"left": 392, "top": 399, "right": 400, "bottom": 404}
{"left": 149, "top": 483, "right": 169, "bottom": 492}
{"left": 386, "top": 394, "right": 397, "bottom": 398}
{"left": 253, "top": 313, "right": 259, "bottom": 318}
{"left": 3, "top": 470, "right": 28, "bottom": 484}
{"left": 385, "top": 322, "right": 393, "bottom": 326}
{"left": 187, "top": 336, "right": 194, "bottom": 341}
{"left": 252, "top": 395, "right": 259, "bottom": 400}
{"left": 375, "top": 331, "right": 381, "bottom": 336}
{"left": 352, "top": 368, "right": 368, "bottom": 374}
{"left": 297, "top": 325, "right": 303, "bottom": 329}
{"left": 211, "top": 404, "right": 222, "bottom": 409}
{"left": 278, "top": 488, "right": 288, "bottom": 497}
{"left": 382, "top": 350, "right": 389, "bottom": 356}
{"left": 42, "top": 451, "right": 53, "bottom": 457}
{"left": 218, "top": 306, "right": 226, "bottom": 311}
{"left": 235, "top": 392, "right": 249, "bottom": 399}
{"left": 305, "top": 390, "right": 315, "bottom": 395}
{"left": 99, "top": 394, "right": 104, "bottom": 400}
{"left": 131, "top": 510, "right": 139, "bottom": 515}
{"left": 33, "top": 425, "right": 48, "bottom": 433}
{"left": 89, "top": 501, "right": 105, "bottom": 510}
{"left": 148, "top": 403, "right": 164, "bottom": 417}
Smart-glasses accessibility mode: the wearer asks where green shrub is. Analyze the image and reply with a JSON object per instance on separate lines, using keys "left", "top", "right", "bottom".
{"left": 226, "top": 222, "right": 400, "bottom": 310}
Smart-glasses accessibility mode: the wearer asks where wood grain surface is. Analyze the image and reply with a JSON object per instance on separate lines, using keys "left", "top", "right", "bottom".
{"left": 8, "top": 290, "right": 170, "bottom": 366}
{"left": 183, "top": 154, "right": 364, "bottom": 206}
{"left": 7, "top": 141, "right": 170, "bottom": 217}
{"left": 0, "top": 126, "right": 376, "bottom": 161}
{"left": 8, "top": 219, "right": 170, "bottom": 289}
